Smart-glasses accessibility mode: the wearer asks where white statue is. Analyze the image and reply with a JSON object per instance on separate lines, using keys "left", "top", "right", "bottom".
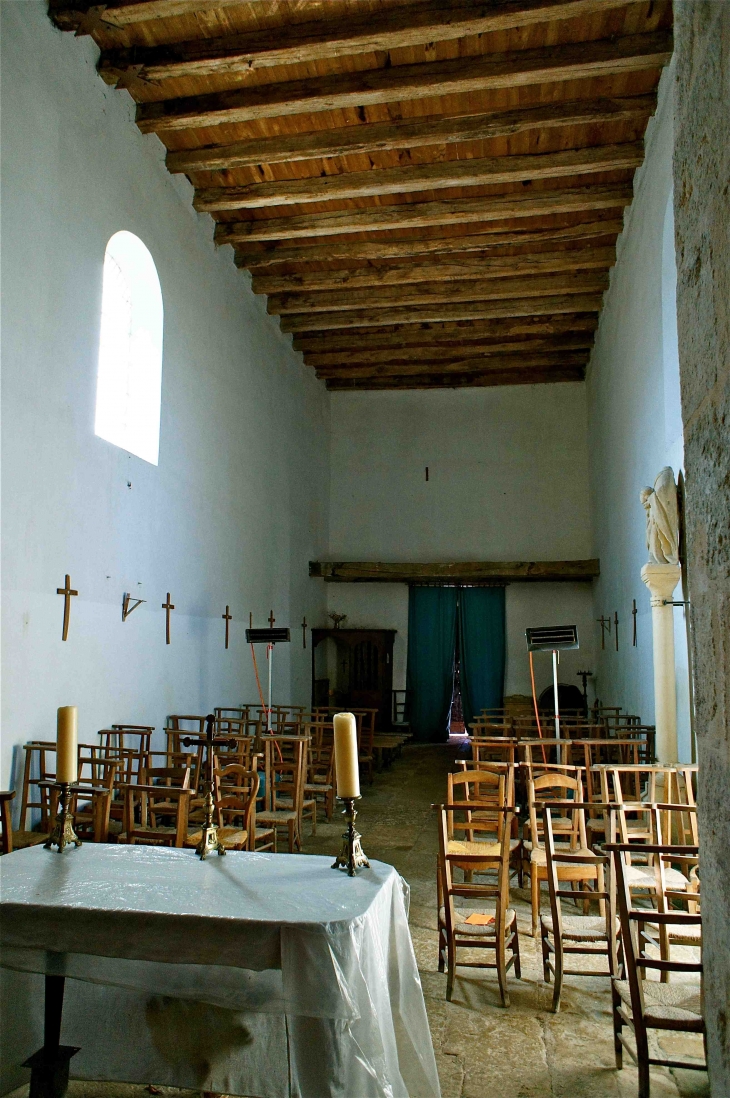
{"left": 640, "top": 467, "right": 680, "bottom": 565}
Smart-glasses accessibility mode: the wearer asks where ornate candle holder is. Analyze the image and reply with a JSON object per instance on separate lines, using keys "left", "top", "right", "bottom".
{"left": 181, "top": 714, "right": 236, "bottom": 860}
{"left": 332, "top": 797, "right": 370, "bottom": 877}
{"left": 43, "top": 782, "right": 82, "bottom": 853}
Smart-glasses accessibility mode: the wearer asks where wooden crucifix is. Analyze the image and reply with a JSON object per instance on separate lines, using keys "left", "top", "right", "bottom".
{"left": 301, "top": 617, "right": 307, "bottom": 649}
{"left": 222, "top": 605, "right": 232, "bottom": 649}
{"left": 268, "top": 610, "right": 276, "bottom": 629}
{"left": 596, "top": 615, "right": 611, "bottom": 651}
{"left": 162, "top": 593, "right": 175, "bottom": 645}
{"left": 614, "top": 610, "right": 620, "bottom": 651}
{"left": 632, "top": 599, "right": 638, "bottom": 647}
{"left": 56, "top": 574, "right": 78, "bottom": 641}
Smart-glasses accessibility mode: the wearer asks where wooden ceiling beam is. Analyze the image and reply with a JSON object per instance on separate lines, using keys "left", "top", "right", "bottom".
{"left": 49, "top": 0, "right": 247, "bottom": 33}
{"left": 314, "top": 352, "right": 588, "bottom": 378}
{"left": 215, "top": 184, "right": 633, "bottom": 245}
{"left": 303, "top": 335, "right": 595, "bottom": 367}
{"left": 167, "top": 97, "right": 655, "bottom": 174}
{"left": 194, "top": 142, "right": 643, "bottom": 212}
{"left": 101, "top": 1, "right": 650, "bottom": 83}
{"left": 268, "top": 272, "right": 608, "bottom": 316}
{"left": 136, "top": 32, "right": 672, "bottom": 133}
{"left": 293, "top": 313, "right": 599, "bottom": 352}
{"left": 309, "top": 559, "right": 600, "bottom": 580}
{"left": 235, "top": 218, "right": 625, "bottom": 269}
{"left": 280, "top": 293, "right": 603, "bottom": 333}
{"left": 252, "top": 247, "right": 615, "bottom": 295}
{"left": 325, "top": 367, "right": 586, "bottom": 390}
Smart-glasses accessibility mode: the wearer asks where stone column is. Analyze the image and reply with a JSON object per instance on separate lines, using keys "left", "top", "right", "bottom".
{"left": 641, "top": 562, "right": 681, "bottom": 763}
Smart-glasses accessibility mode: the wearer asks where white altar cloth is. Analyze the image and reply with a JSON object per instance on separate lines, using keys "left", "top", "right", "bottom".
{"left": 0, "top": 844, "right": 440, "bottom": 1098}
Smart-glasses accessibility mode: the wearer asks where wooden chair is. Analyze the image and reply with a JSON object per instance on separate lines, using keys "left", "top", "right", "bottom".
{"left": 446, "top": 766, "right": 521, "bottom": 882}
{"left": 257, "top": 735, "right": 307, "bottom": 852}
{"left": 72, "top": 748, "right": 119, "bottom": 842}
{"left": 609, "top": 841, "right": 705, "bottom": 1097}
{"left": 540, "top": 802, "right": 616, "bottom": 1012}
{"left": 470, "top": 737, "right": 518, "bottom": 765}
{"left": 100, "top": 727, "right": 153, "bottom": 772}
{"left": 120, "top": 783, "right": 193, "bottom": 847}
{"left": 202, "top": 762, "right": 257, "bottom": 851}
{"left": 15, "top": 742, "right": 56, "bottom": 848}
{"left": 437, "top": 804, "right": 520, "bottom": 1006}
{"left": 304, "top": 723, "right": 335, "bottom": 824}
{"left": 0, "top": 791, "right": 15, "bottom": 854}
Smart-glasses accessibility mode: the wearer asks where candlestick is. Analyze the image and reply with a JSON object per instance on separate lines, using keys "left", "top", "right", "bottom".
{"left": 333, "top": 712, "right": 360, "bottom": 799}
{"left": 44, "top": 782, "right": 82, "bottom": 853}
{"left": 332, "top": 797, "right": 370, "bottom": 876}
{"left": 56, "top": 706, "right": 77, "bottom": 784}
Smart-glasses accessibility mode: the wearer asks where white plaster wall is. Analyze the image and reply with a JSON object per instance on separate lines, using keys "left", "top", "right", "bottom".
{"left": 586, "top": 61, "right": 692, "bottom": 759}
{"left": 0, "top": 3, "right": 330, "bottom": 795}
{"left": 327, "top": 386, "right": 596, "bottom": 697}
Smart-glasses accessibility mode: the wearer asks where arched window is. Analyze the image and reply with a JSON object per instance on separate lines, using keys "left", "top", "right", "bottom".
{"left": 94, "top": 231, "right": 163, "bottom": 465}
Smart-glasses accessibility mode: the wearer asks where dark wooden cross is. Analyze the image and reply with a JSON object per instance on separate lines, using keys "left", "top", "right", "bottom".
{"left": 268, "top": 610, "right": 276, "bottom": 629}
{"left": 614, "top": 610, "right": 620, "bottom": 651}
{"left": 56, "top": 574, "right": 78, "bottom": 642}
{"left": 632, "top": 599, "right": 638, "bottom": 647}
{"left": 249, "top": 612, "right": 253, "bottom": 629}
{"left": 162, "top": 593, "right": 175, "bottom": 645}
{"left": 596, "top": 615, "right": 611, "bottom": 650}
{"left": 301, "top": 617, "right": 307, "bottom": 649}
{"left": 222, "top": 605, "right": 232, "bottom": 649}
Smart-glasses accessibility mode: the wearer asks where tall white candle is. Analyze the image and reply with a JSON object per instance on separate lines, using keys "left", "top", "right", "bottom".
{"left": 56, "top": 706, "right": 78, "bottom": 784}
{"left": 334, "top": 712, "right": 360, "bottom": 799}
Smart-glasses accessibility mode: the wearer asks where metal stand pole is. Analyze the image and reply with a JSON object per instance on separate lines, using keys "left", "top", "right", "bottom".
{"left": 552, "top": 649, "right": 561, "bottom": 740}
{"left": 24, "top": 974, "right": 80, "bottom": 1098}
{"left": 267, "top": 643, "right": 273, "bottom": 734}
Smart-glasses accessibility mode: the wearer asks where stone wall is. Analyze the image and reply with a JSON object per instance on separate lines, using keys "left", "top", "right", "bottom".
{"left": 673, "top": 3, "right": 730, "bottom": 1089}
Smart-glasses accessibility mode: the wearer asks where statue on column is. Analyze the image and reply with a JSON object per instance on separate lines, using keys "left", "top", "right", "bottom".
{"left": 640, "top": 467, "right": 680, "bottom": 566}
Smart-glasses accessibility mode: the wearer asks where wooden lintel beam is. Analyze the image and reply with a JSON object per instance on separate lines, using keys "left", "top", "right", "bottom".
{"left": 293, "top": 313, "right": 599, "bottom": 352}
{"left": 281, "top": 293, "right": 603, "bottom": 332}
{"left": 167, "top": 97, "right": 654, "bottom": 174}
{"left": 325, "top": 367, "right": 585, "bottom": 389}
{"left": 49, "top": 0, "right": 247, "bottom": 33}
{"left": 309, "top": 560, "right": 600, "bottom": 582}
{"left": 216, "top": 185, "right": 633, "bottom": 245}
{"left": 304, "top": 335, "right": 594, "bottom": 367}
{"left": 268, "top": 272, "right": 609, "bottom": 316}
{"left": 253, "top": 247, "right": 616, "bottom": 295}
{"left": 236, "top": 219, "right": 625, "bottom": 270}
{"left": 194, "top": 143, "right": 643, "bottom": 213}
{"left": 136, "top": 33, "right": 672, "bottom": 133}
{"left": 101, "top": 2, "right": 650, "bottom": 83}
{"left": 314, "top": 351, "right": 588, "bottom": 378}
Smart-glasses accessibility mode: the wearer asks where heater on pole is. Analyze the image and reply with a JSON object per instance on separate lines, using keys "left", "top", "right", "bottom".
{"left": 246, "top": 627, "right": 291, "bottom": 733}
{"left": 525, "top": 625, "right": 579, "bottom": 739}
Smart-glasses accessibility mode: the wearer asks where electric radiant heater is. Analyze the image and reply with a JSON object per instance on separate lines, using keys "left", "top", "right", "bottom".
{"left": 246, "top": 628, "right": 291, "bottom": 732}
{"left": 525, "top": 626, "right": 579, "bottom": 739}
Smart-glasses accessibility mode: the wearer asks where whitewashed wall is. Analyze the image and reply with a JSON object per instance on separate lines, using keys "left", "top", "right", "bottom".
{"left": 0, "top": 3, "right": 330, "bottom": 796}
{"left": 326, "top": 386, "right": 596, "bottom": 699}
{"left": 586, "top": 60, "right": 692, "bottom": 759}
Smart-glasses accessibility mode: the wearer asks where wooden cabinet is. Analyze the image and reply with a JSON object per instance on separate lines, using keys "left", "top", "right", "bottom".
{"left": 311, "top": 628, "right": 396, "bottom": 730}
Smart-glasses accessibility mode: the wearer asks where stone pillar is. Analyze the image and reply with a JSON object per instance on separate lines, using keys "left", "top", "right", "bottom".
{"left": 641, "top": 562, "right": 681, "bottom": 763}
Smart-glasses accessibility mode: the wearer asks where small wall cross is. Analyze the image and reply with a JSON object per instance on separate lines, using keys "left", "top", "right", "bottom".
{"left": 596, "top": 614, "right": 611, "bottom": 650}
{"left": 56, "top": 574, "right": 78, "bottom": 642}
{"left": 632, "top": 599, "right": 638, "bottom": 647}
{"left": 613, "top": 610, "right": 620, "bottom": 651}
{"left": 162, "top": 593, "right": 175, "bottom": 645}
{"left": 222, "top": 605, "right": 232, "bottom": 649}
{"left": 301, "top": 617, "right": 307, "bottom": 649}
{"left": 268, "top": 610, "right": 276, "bottom": 629}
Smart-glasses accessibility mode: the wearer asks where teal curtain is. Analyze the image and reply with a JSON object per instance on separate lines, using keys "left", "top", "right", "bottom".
{"left": 458, "top": 587, "right": 506, "bottom": 731}
{"left": 406, "top": 587, "right": 458, "bottom": 743}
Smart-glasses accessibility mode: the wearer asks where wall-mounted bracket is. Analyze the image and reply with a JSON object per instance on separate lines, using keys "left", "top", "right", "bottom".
{"left": 122, "top": 592, "right": 146, "bottom": 621}
{"left": 662, "top": 600, "right": 690, "bottom": 607}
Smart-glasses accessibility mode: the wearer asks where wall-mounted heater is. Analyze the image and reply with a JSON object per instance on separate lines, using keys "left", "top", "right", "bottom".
{"left": 246, "top": 628, "right": 291, "bottom": 732}
{"left": 525, "top": 625, "right": 579, "bottom": 739}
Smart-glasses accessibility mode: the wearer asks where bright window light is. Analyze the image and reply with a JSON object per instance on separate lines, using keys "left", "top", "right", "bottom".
{"left": 94, "top": 231, "right": 163, "bottom": 465}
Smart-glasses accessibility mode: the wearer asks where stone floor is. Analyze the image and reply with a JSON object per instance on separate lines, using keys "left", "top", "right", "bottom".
{"left": 8, "top": 743, "right": 708, "bottom": 1098}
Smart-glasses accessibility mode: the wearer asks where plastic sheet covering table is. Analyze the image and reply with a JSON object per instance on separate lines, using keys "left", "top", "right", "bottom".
{"left": 0, "top": 844, "right": 440, "bottom": 1098}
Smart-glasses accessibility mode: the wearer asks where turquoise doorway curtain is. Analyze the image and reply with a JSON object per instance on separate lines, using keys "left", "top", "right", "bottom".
{"left": 458, "top": 586, "right": 506, "bottom": 731}
{"left": 406, "top": 587, "right": 458, "bottom": 743}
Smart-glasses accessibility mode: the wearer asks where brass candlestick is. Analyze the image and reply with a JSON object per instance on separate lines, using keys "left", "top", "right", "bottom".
{"left": 181, "top": 714, "right": 232, "bottom": 859}
{"left": 332, "top": 797, "right": 370, "bottom": 876}
{"left": 44, "top": 782, "right": 82, "bottom": 853}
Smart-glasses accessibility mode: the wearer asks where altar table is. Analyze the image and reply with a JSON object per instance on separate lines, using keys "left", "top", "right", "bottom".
{"left": 0, "top": 844, "right": 441, "bottom": 1098}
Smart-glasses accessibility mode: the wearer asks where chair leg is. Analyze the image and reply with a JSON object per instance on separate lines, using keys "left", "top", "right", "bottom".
{"left": 438, "top": 926, "right": 446, "bottom": 972}
{"left": 611, "top": 982, "right": 623, "bottom": 1069}
{"left": 496, "top": 936, "right": 510, "bottom": 1008}
{"left": 287, "top": 819, "right": 295, "bottom": 854}
{"left": 551, "top": 934, "right": 563, "bottom": 1014}
{"left": 446, "top": 942, "right": 456, "bottom": 1002}
{"left": 531, "top": 869, "right": 540, "bottom": 938}
{"left": 512, "top": 921, "right": 522, "bottom": 980}
{"left": 541, "top": 924, "right": 550, "bottom": 983}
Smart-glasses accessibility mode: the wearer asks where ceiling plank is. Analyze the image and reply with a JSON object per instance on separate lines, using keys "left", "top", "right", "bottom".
{"left": 314, "top": 352, "right": 588, "bottom": 378}
{"left": 136, "top": 32, "right": 672, "bottom": 133}
{"left": 325, "top": 367, "right": 586, "bottom": 389}
{"left": 167, "top": 97, "right": 655, "bottom": 174}
{"left": 215, "top": 184, "right": 633, "bottom": 244}
{"left": 49, "top": 0, "right": 248, "bottom": 33}
{"left": 194, "top": 142, "right": 643, "bottom": 212}
{"left": 293, "top": 313, "right": 600, "bottom": 352}
{"left": 280, "top": 292, "right": 604, "bottom": 332}
{"left": 267, "top": 272, "right": 609, "bottom": 315}
{"left": 303, "top": 335, "right": 595, "bottom": 366}
{"left": 252, "top": 247, "right": 615, "bottom": 294}
{"left": 309, "top": 559, "right": 600, "bottom": 580}
{"left": 101, "top": 1, "right": 649, "bottom": 83}
{"left": 235, "top": 218, "right": 625, "bottom": 268}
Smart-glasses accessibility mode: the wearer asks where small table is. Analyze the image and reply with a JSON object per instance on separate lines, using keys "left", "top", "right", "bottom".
{"left": 0, "top": 844, "right": 440, "bottom": 1098}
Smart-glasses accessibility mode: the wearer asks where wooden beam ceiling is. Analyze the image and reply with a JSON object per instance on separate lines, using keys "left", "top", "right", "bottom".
{"left": 49, "top": 0, "right": 673, "bottom": 390}
{"left": 309, "top": 560, "right": 601, "bottom": 582}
